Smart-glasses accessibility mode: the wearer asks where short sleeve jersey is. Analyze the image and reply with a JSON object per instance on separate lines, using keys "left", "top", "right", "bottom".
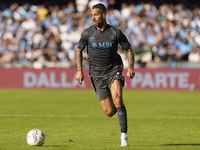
{"left": 77, "top": 24, "right": 130, "bottom": 77}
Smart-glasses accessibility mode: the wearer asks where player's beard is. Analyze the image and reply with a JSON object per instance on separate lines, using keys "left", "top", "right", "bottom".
{"left": 94, "top": 17, "right": 104, "bottom": 28}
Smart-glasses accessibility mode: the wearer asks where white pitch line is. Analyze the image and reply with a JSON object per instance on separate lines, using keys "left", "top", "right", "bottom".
{"left": 0, "top": 114, "right": 200, "bottom": 120}
{"left": 132, "top": 116, "right": 200, "bottom": 120}
{"left": 0, "top": 114, "right": 104, "bottom": 118}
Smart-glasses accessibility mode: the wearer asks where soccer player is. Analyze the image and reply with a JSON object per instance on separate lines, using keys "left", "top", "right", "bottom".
{"left": 75, "top": 3, "right": 135, "bottom": 146}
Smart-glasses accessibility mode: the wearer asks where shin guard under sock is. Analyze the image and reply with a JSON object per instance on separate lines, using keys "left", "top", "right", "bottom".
{"left": 117, "top": 105, "right": 127, "bottom": 133}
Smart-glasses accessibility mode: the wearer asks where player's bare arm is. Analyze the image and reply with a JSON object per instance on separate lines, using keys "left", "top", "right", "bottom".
{"left": 75, "top": 48, "right": 84, "bottom": 84}
{"left": 125, "top": 48, "right": 135, "bottom": 80}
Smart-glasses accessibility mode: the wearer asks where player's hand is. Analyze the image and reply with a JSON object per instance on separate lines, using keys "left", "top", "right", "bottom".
{"left": 126, "top": 69, "right": 135, "bottom": 80}
{"left": 76, "top": 71, "right": 84, "bottom": 85}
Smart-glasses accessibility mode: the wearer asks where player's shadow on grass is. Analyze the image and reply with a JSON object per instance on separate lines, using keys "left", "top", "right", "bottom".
{"left": 161, "top": 143, "right": 200, "bottom": 146}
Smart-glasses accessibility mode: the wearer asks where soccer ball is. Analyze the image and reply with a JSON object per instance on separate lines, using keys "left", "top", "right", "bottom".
{"left": 26, "top": 129, "right": 45, "bottom": 146}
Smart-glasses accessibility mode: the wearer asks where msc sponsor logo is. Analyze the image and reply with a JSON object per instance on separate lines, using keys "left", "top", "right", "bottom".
{"left": 91, "top": 42, "right": 114, "bottom": 48}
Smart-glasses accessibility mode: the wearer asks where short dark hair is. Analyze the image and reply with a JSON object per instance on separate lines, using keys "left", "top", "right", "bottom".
{"left": 92, "top": 3, "right": 106, "bottom": 14}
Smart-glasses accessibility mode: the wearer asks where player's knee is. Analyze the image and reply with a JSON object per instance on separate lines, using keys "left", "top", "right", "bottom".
{"left": 107, "top": 113, "right": 114, "bottom": 117}
{"left": 114, "top": 97, "right": 123, "bottom": 107}
{"left": 105, "top": 111, "right": 113, "bottom": 117}
{"left": 104, "top": 109, "right": 115, "bottom": 117}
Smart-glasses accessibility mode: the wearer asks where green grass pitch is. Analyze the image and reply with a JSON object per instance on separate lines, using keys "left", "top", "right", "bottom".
{"left": 0, "top": 89, "right": 200, "bottom": 150}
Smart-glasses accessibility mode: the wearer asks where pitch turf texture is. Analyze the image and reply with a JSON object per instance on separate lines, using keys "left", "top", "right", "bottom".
{"left": 0, "top": 89, "right": 200, "bottom": 150}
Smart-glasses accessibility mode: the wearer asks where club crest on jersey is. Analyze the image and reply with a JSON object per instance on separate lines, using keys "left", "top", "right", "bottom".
{"left": 109, "top": 35, "right": 114, "bottom": 40}
{"left": 91, "top": 42, "right": 97, "bottom": 48}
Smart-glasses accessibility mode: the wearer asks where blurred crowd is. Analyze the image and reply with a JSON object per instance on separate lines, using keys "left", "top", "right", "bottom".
{"left": 0, "top": 0, "right": 200, "bottom": 69}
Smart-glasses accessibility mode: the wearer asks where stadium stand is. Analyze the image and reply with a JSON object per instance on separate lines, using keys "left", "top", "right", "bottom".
{"left": 0, "top": 0, "right": 200, "bottom": 69}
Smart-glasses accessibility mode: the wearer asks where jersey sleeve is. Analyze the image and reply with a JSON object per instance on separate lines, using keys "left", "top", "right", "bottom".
{"left": 77, "top": 30, "right": 88, "bottom": 50}
{"left": 118, "top": 30, "right": 131, "bottom": 50}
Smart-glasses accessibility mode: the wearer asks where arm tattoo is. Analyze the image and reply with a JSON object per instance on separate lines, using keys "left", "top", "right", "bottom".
{"left": 75, "top": 48, "right": 83, "bottom": 71}
{"left": 126, "top": 48, "right": 135, "bottom": 69}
